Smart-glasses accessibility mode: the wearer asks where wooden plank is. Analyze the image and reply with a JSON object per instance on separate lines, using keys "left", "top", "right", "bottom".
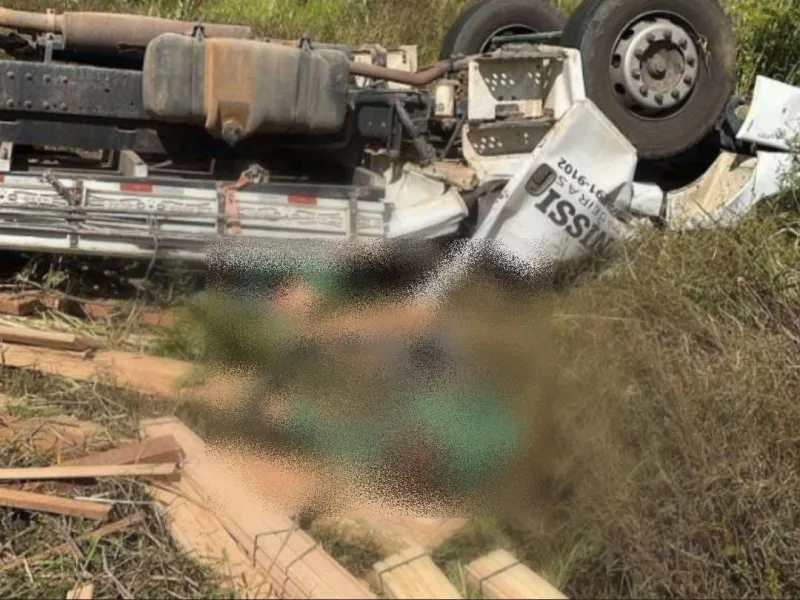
{"left": 0, "top": 344, "right": 197, "bottom": 399}
{"left": 146, "top": 475, "right": 276, "bottom": 597}
{"left": 140, "top": 416, "right": 375, "bottom": 600}
{"left": 0, "top": 292, "right": 42, "bottom": 316}
{"left": 0, "top": 462, "right": 177, "bottom": 482}
{"left": 1, "top": 512, "right": 143, "bottom": 571}
{"left": 0, "top": 486, "right": 111, "bottom": 520}
{"left": 66, "top": 583, "right": 94, "bottom": 600}
{"left": 82, "top": 301, "right": 176, "bottom": 328}
{"left": 466, "top": 550, "right": 566, "bottom": 600}
{"left": 372, "top": 545, "right": 463, "bottom": 599}
{"left": 61, "top": 435, "right": 182, "bottom": 468}
{"left": 0, "top": 326, "right": 98, "bottom": 352}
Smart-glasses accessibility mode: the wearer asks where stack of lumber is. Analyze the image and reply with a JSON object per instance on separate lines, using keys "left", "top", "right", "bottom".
{"left": 370, "top": 545, "right": 463, "bottom": 599}
{"left": 466, "top": 549, "right": 567, "bottom": 599}
{"left": 141, "top": 416, "right": 376, "bottom": 599}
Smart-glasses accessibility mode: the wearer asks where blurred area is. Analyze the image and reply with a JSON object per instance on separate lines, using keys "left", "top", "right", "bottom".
{"left": 173, "top": 185, "right": 800, "bottom": 596}
{"left": 189, "top": 238, "right": 547, "bottom": 514}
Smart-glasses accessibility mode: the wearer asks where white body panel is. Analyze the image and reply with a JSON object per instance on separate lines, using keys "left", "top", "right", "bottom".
{"left": 473, "top": 99, "right": 636, "bottom": 266}
{"left": 737, "top": 76, "right": 800, "bottom": 151}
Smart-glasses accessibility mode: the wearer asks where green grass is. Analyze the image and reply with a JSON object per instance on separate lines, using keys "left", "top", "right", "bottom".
{"left": 9, "top": 0, "right": 800, "bottom": 92}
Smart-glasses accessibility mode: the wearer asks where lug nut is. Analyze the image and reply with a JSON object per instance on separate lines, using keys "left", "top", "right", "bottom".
{"left": 61, "top": 76, "right": 68, "bottom": 84}
{"left": 655, "top": 93, "right": 664, "bottom": 104}
{"left": 6, "top": 72, "right": 13, "bottom": 80}
{"left": 635, "top": 47, "right": 644, "bottom": 59}
{"left": 5, "top": 99, "right": 13, "bottom": 108}
{"left": 671, "top": 89, "right": 681, "bottom": 99}
{"left": 664, "top": 30, "right": 673, "bottom": 41}
{"left": 43, "top": 101, "right": 50, "bottom": 109}
{"left": 60, "top": 102, "right": 67, "bottom": 110}
{"left": 647, "top": 33, "right": 656, "bottom": 43}
{"left": 639, "top": 84, "right": 649, "bottom": 96}
{"left": 679, "top": 38, "right": 688, "bottom": 49}
{"left": 632, "top": 68, "right": 641, "bottom": 79}
{"left": 25, "top": 73, "right": 32, "bottom": 81}
{"left": 687, "top": 56, "right": 696, "bottom": 67}
{"left": 43, "top": 75, "right": 51, "bottom": 83}
{"left": 24, "top": 100, "right": 32, "bottom": 109}
{"left": 684, "top": 75, "right": 693, "bottom": 85}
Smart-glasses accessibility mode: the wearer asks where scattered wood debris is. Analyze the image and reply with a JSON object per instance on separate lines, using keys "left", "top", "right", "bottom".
{"left": 141, "top": 416, "right": 376, "bottom": 599}
{"left": 0, "top": 289, "right": 176, "bottom": 328}
{"left": 0, "top": 292, "right": 42, "bottom": 316}
{"left": 61, "top": 435, "right": 182, "bottom": 468}
{"left": 370, "top": 545, "right": 463, "bottom": 598}
{"left": 0, "top": 462, "right": 178, "bottom": 482}
{"left": 0, "top": 486, "right": 111, "bottom": 521}
{"left": 81, "top": 301, "right": 176, "bottom": 328}
{"left": 0, "top": 415, "right": 103, "bottom": 455}
{"left": 0, "top": 512, "right": 144, "bottom": 572}
{"left": 466, "top": 549, "right": 567, "bottom": 599}
{"left": 65, "top": 583, "right": 94, "bottom": 600}
{"left": 0, "top": 325, "right": 98, "bottom": 352}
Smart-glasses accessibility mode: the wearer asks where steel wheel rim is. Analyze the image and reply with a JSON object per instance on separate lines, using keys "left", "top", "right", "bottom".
{"left": 609, "top": 12, "right": 700, "bottom": 120}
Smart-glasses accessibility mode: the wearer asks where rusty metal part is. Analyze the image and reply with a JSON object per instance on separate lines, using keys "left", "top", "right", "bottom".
{"left": 0, "top": 8, "right": 59, "bottom": 33}
{"left": 202, "top": 37, "right": 349, "bottom": 142}
{"left": 0, "top": 9, "right": 252, "bottom": 51}
{"left": 349, "top": 58, "right": 469, "bottom": 86}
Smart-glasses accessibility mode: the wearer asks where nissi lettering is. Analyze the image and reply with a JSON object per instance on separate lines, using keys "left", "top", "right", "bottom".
{"left": 533, "top": 187, "right": 614, "bottom": 254}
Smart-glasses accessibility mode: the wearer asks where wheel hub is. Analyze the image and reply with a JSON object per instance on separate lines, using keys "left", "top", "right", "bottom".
{"left": 611, "top": 18, "right": 699, "bottom": 116}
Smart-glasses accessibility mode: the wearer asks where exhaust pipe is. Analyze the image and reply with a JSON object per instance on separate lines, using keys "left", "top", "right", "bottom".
{"left": 349, "top": 57, "right": 471, "bottom": 87}
{"left": 0, "top": 8, "right": 253, "bottom": 51}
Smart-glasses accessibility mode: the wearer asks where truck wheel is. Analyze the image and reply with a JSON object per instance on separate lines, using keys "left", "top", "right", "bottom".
{"left": 440, "top": 0, "right": 566, "bottom": 59}
{"left": 561, "top": 0, "right": 736, "bottom": 159}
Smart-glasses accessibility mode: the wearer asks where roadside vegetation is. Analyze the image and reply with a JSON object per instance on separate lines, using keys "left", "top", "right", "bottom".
{"left": 9, "top": 0, "right": 800, "bottom": 92}
{"left": 0, "top": 0, "right": 799, "bottom": 598}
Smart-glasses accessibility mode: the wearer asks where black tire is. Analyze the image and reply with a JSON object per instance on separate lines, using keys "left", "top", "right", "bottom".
{"left": 561, "top": 0, "right": 736, "bottom": 159}
{"left": 560, "top": 0, "right": 606, "bottom": 46}
{"left": 440, "top": 0, "right": 566, "bottom": 59}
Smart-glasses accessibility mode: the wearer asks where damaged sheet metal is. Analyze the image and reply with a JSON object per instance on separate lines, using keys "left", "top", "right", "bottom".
{"left": 737, "top": 76, "right": 800, "bottom": 151}
{"left": 462, "top": 47, "right": 585, "bottom": 183}
{"left": 471, "top": 98, "right": 637, "bottom": 268}
{"left": 669, "top": 77, "right": 798, "bottom": 230}
{"left": 385, "top": 164, "right": 468, "bottom": 238}
{"left": 667, "top": 151, "right": 793, "bottom": 230}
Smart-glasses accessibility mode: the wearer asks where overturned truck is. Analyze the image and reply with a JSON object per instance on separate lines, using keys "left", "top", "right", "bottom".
{"left": 0, "top": 0, "right": 794, "bottom": 274}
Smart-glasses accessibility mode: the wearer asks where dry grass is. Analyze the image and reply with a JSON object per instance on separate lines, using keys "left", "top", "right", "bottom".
{"left": 179, "top": 188, "right": 800, "bottom": 598}
{"left": 425, "top": 188, "right": 800, "bottom": 598}
{"left": 0, "top": 372, "right": 236, "bottom": 599}
{"left": 1, "top": 0, "right": 799, "bottom": 597}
